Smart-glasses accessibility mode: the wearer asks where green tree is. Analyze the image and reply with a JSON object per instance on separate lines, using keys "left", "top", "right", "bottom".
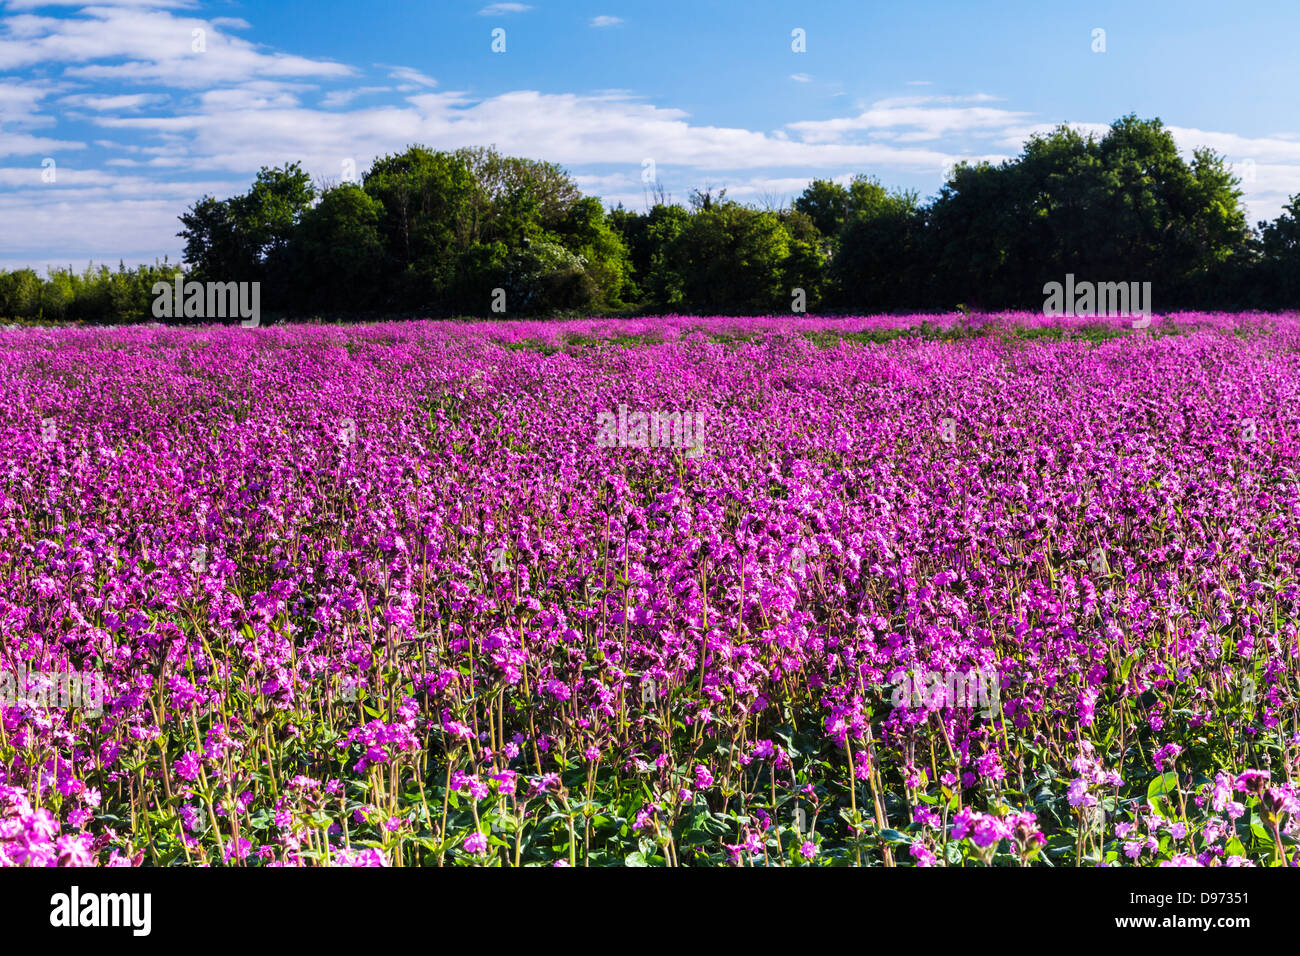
{"left": 363, "top": 146, "right": 478, "bottom": 309}
{"left": 671, "top": 201, "right": 792, "bottom": 312}
{"left": 453, "top": 146, "right": 582, "bottom": 239}
{"left": 230, "top": 163, "right": 316, "bottom": 268}
{"left": 833, "top": 186, "right": 929, "bottom": 311}
{"left": 778, "top": 207, "right": 828, "bottom": 310}
{"left": 927, "top": 116, "right": 1251, "bottom": 308}
{"left": 607, "top": 203, "right": 649, "bottom": 303}
{"left": 501, "top": 240, "right": 597, "bottom": 314}
{"left": 794, "top": 179, "right": 851, "bottom": 241}
{"left": 177, "top": 162, "right": 314, "bottom": 311}
{"left": 556, "top": 197, "right": 631, "bottom": 309}
{"left": 0, "top": 268, "right": 44, "bottom": 319}
{"left": 177, "top": 196, "right": 252, "bottom": 284}
{"left": 641, "top": 204, "right": 692, "bottom": 307}
{"left": 1259, "top": 194, "right": 1300, "bottom": 305}
{"left": 287, "top": 184, "right": 386, "bottom": 312}
{"left": 40, "top": 268, "right": 76, "bottom": 321}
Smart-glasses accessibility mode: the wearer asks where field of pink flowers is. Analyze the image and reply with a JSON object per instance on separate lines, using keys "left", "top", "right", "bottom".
{"left": 1, "top": 312, "right": 1298, "bottom": 866}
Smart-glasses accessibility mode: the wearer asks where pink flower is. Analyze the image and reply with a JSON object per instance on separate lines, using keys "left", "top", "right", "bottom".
{"left": 909, "top": 843, "right": 937, "bottom": 866}
{"left": 174, "top": 751, "right": 203, "bottom": 783}
{"left": 222, "top": 837, "right": 252, "bottom": 863}
{"left": 331, "top": 847, "right": 388, "bottom": 867}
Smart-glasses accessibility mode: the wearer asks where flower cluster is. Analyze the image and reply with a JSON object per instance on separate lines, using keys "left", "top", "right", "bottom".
{"left": 0, "top": 312, "right": 1297, "bottom": 865}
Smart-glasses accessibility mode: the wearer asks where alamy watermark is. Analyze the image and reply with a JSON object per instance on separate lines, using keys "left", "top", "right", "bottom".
{"left": 1, "top": 665, "right": 108, "bottom": 716}
{"left": 887, "top": 665, "right": 1001, "bottom": 718}
{"left": 1042, "top": 274, "right": 1151, "bottom": 319}
{"left": 596, "top": 404, "right": 705, "bottom": 458}
{"left": 151, "top": 279, "right": 260, "bottom": 326}
{"left": 50, "top": 886, "right": 150, "bottom": 936}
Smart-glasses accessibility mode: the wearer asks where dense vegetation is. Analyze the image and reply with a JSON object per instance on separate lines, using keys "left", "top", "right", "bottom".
{"left": 3, "top": 312, "right": 1298, "bottom": 866}
{"left": 4, "top": 115, "right": 1300, "bottom": 322}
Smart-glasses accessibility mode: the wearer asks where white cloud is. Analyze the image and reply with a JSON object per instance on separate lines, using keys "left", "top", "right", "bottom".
{"left": 320, "top": 86, "right": 393, "bottom": 108}
{"left": 0, "top": 79, "right": 84, "bottom": 157}
{"left": 1165, "top": 125, "right": 1300, "bottom": 224}
{"left": 2, "top": 3, "right": 1298, "bottom": 268}
{"left": 875, "top": 94, "right": 1002, "bottom": 107}
{"left": 385, "top": 66, "right": 437, "bottom": 88}
{"left": 59, "top": 92, "right": 169, "bottom": 111}
{"left": 0, "top": 196, "right": 191, "bottom": 271}
{"left": 788, "top": 95, "right": 1030, "bottom": 144}
{"left": 196, "top": 84, "right": 303, "bottom": 111}
{"left": 90, "top": 88, "right": 963, "bottom": 180}
{"left": 590, "top": 16, "right": 623, "bottom": 28}
{"left": 478, "top": 3, "right": 532, "bottom": 15}
{"left": 0, "top": 79, "right": 59, "bottom": 124}
{"left": 0, "top": 165, "right": 208, "bottom": 190}
{"left": 572, "top": 171, "right": 635, "bottom": 194}
{"left": 0, "top": 163, "right": 247, "bottom": 271}
{"left": 3, "top": 0, "right": 198, "bottom": 7}
{"left": 0, "top": 6, "right": 354, "bottom": 86}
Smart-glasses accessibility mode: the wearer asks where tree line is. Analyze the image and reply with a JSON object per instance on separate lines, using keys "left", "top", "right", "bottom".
{"left": 3, "top": 115, "right": 1299, "bottom": 322}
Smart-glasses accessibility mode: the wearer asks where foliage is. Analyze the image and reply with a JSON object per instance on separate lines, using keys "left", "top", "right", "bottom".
{"left": 0, "top": 261, "right": 181, "bottom": 324}
{"left": 12, "top": 117, "right": 1300, "bottom": 322}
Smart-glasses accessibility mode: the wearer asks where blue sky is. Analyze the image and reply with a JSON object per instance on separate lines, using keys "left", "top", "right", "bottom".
{"left": 2, "top": 0, "right": 1299, "bottom": 271}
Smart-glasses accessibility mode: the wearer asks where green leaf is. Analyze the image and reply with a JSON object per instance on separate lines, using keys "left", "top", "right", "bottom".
{"left": 1147, "top": 771, "right": 1179, "bottom": 816}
